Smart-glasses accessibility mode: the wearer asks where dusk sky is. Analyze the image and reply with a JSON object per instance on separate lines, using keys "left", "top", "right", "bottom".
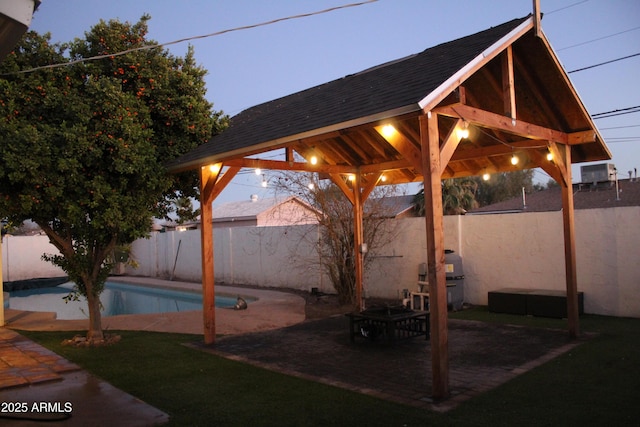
{"left": 29, "top": 0, "right": 640, "bottom": 205}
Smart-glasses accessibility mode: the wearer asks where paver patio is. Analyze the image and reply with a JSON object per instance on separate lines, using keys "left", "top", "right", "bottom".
{"left": 195, "top": 315, "right": 588, "bottom": 411}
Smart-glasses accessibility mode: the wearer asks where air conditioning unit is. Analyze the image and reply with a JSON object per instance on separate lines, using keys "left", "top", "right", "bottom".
{"left": 581, "top": 163, "right": 616, "bottom": 184}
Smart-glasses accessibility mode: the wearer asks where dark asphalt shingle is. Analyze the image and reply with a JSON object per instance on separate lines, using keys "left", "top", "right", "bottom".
{"left": 169, "top": 16, "right": 530, "bottom": 170}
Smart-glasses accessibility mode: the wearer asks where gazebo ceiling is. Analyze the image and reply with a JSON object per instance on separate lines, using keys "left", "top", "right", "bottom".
{"left": 168, "top": 15, "right": 611, "bottom": 186}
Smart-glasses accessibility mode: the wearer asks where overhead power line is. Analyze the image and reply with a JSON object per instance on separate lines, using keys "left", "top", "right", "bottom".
{"left": 1, "top": 0, "right": 378, "bottom": 76}
{"left": 558, "top": 25, "right": 640, "bottom": 51}
{"left": 591, "top": 105, "right": 640, "bottom": 119}
{"left": 546, "top": 0, "right": 590, "bottom": 15}
{"left": 599, "top": 124, "right": 640, "bottom": 131}
{"left": 568, "top": 52, "right": 640, "bottom": 73}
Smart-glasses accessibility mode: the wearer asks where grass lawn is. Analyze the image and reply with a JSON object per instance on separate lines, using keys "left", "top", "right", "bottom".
{"left": 20, "top": 308, "right": 640, "bottom": 426}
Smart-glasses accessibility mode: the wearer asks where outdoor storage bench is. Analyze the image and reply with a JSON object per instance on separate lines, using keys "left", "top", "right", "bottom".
{"left": 488, "top": 288, "right": 584, "bottom": 318}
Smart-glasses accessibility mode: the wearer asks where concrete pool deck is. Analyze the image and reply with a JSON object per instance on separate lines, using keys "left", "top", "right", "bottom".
{"left": 4, "top": 276, "right": 306, "bottom": 335}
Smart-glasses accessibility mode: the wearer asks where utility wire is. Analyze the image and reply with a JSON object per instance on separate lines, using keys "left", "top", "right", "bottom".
{"left": 2, "top": 0, "right": 378, "bottom": 76}
{"left": 558, "top": 25, "right": 640, "bottom": 51}
{"left": 591, "top": 105, "right": 640, "bottom": 119}
{"left": 546, "top": 0, "right": 590, "bottom": 15}
{"left": 599, "top": 124, "right": 640, "bottom": 130}
{"left": 568, "top": 52, "right": 640, "bottom": 73}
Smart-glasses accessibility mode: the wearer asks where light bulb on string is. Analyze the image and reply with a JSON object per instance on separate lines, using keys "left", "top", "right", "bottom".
{"left": 457, "top": 121, "right": 469, "bottom": 140}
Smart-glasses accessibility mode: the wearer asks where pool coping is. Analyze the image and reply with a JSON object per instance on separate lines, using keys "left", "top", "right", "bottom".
{"left": 4, "top": 276, "right": 306, "bottom": 336}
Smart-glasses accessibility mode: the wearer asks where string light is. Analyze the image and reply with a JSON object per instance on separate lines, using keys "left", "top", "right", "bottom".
{"left": 380, "top": 124, "right": 397, "bottom": 139}
{"left": 511, "top": 153, "right": 519, "bottom": 165}
{"left": 546, "top": 150, "right": 553, "bottom": 161}
{"left": 457, "top": 121, "right": 469, "bottom": 140}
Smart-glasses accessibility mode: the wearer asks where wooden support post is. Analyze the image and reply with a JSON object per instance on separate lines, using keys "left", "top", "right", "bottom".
{"left": 535, "top": 144, "right": 580, "bottom": 338}
{"left": 197, "top": 164, "right": 238, "bottom": 344}
{"left": 328, "top": 172, "right": 374, "bottom": 312}
{"left": 533, "top": 0, "right": 542, "bottom": 38}
{"left": 199, "top": 164, "right": 220, "bottom": 345}
{"left": 558, "top": 145, "right": 580, "bottom": 338}
{"left": 353, "top": 172, "right": 365, "bottom": 311}
{"left": 502, "top": 45, "right": 516, "bottom": 120}
{"left": 420, "top": 112, "right": 449, "bottom": 399}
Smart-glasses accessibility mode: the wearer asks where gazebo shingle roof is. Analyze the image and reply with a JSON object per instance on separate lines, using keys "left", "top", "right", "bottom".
{"left": 168, "top": 16, "right": 530, "bottom": 171}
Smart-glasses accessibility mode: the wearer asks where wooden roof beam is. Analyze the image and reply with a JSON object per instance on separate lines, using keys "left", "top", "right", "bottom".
{"left": 450, "top": 139, "right": 547, "bottom": 162}
{"left": 374, "top": 124, "right": 423, "bottom": 175}
{"left": 324, "top": 139, "right": 360, "bottom": 165}
{"left": 224, "top": 157, "right": 355, "bottom": 174}
{"left": 439, "top": 118, "right": 464, "bottom": 175}
{"left": 569, "top": 130, "right": 597, "bottom": 145}
{"left": 512, "top": 53, "right": 565, "bottom": 130}
{"left": 502, "top": 45, "right": 516, "bottom": 120}
{"left": 208, "top": 166, "right": 240, "bottom": 203}
{"left": 435, "top": 104, "right": 569, "bottom": 143}
{"left": 200, "top": 163, "right": 223, "bottom": 206}
{"left": 340, "top": 133, "right": 375, "bottom": 163}
{"left": 343, "top": 130, "right": 386, "bottom": 161}
{"left": 285, "top": 147, "right": 294, "bottom": 163}
{"left": 359, "top": 158, "right": 412, "bottom": 174}
{"left": 361, "top": 172, "right": 382, "bottom": 201}
{"left": 546, "top": 141, "right": 570, "bottom": 187}
{"left": 329, "top": 173, "right": 355, "bottom": 205}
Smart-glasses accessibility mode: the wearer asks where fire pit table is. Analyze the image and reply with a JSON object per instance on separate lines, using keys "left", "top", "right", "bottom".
{"left": 346, "top": 306, "right": 430, "bottom": 343}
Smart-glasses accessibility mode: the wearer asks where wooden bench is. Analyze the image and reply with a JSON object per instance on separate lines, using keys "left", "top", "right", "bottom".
{"left": 488, "top": 288, "right": 584, "bottom": 318}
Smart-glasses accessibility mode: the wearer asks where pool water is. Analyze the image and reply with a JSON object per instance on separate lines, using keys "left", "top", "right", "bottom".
{"left": 8, "top": 281, "right": 246, "bottom": 320}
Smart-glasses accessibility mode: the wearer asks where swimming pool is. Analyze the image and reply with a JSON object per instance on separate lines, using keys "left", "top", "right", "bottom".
{"left": 8, "top": 281, "right": 248, "bottom": 320}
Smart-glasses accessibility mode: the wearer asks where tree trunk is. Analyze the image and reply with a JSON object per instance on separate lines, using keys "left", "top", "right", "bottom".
{"left": 84, "top": 282, "right": 104, "bottom": 342}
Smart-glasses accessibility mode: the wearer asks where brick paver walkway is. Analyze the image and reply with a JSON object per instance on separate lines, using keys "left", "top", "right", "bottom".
{"left": 0, "top": 328, "right": 79, "bottom": 390}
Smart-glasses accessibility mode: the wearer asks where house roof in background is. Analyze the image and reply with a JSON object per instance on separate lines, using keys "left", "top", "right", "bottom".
{"left": 213, "top": 195, "right": 318, "bottom": 222}
{"left": 369, "top": 194, "right": 416, "bottom": 218}
{"left": 470, "top": 179, "right": 640, "bottom": 214}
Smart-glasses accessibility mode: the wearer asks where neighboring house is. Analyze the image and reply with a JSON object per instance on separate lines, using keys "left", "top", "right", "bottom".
{"left": 213, "top": 195, "right": 320, "bottom": 228}
{"left": 368, "top": 194, "right": 417, "bottom": 219}
{"left": 470, "top": 163, "right": 640, "bottom": 214}
{"left": 159, "top": 195, "right": 321, "bottom": 231}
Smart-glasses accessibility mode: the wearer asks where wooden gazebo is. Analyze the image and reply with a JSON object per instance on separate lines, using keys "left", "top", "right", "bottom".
{"left": 167, "top": 14, "right": 611, "bottom": 399}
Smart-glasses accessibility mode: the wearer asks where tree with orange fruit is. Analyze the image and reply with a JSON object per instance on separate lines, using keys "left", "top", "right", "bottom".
{"left": 0, "top": 15, "right": 226, "bottom": 343}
